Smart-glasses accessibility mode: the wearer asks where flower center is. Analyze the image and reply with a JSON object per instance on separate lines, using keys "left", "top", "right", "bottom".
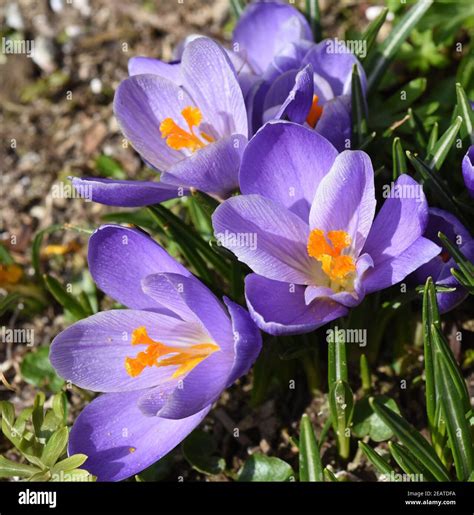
{"left": 307, "top": 229, "right": 356, "bottom": 284}
{"left": 306, "top": 95, "right": 323, "bottom": 128}
{"left": 159, "top": 106, "right": 215, "bottom": 152}
{"left": 125, "top": 326, "right": 220, "bottom": 379}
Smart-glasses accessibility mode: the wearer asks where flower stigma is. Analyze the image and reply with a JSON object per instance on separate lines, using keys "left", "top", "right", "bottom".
{"left": 307, "top": 229, "right": 356, "bottom": 288}
{"left": 125, "top": 326, "right": 220, "bottom": 379}
{"left": 160, "top": 106, "right": 215, "bottom": 152}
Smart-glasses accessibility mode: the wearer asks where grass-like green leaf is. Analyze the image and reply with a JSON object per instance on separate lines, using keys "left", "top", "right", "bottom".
{"left": 369, "top": 397, "right": 450, "bottom": 481}
{"left": 358, "top": 441, "right": 395, "bottom": 478}
{"left": 438, "top": 232, "right": 474, "bottom": 287}
{"left": 427, "top": 116, "right": 462, "bottom": 171}
{"left": 389, "top": 442, "right": 429, "bottom": 480}
{"left": 456, "top": 82, "right": 474, "bottom": 144}
{"left": 305, "top": 0, "right": 321, "bottom": 41}
{"left": 351, "top": 64, "right": 368, "bottom": 148}
{"left": 366, "top": 0, "right": 433, "bottom": 93}
{"left": 426, "top": 122, "right": 439, "bottom": 155}
{"left": 361, "top": 7, "right": 389, "bottom": 60}
{"left": 44, "top": 275, "right": 88, "bottom": 320}
{"left": 299, "top": 414, "right": 323, "bottom": 481}
{"left": 392, "top": 137, "right": 408, "bottom": 179}
{"left": 329, "top": 380, "right": 354, "bottom": 460}
{"left": 436, "top": 358, "right": 473, "bottom": 480}
{"left": 422, "top": 277, "right": 438, "bottom": 429}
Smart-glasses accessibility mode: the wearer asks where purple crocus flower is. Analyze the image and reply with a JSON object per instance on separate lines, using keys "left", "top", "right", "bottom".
{"left": 212, "top": 122, "right": 441, "bottom": 335}
{"left": 411, "top": 208, "right": 474, "bottom": 313}
{"left": 462, "top": 145, "right": 474, "bottom": 197}
{"left": 233, "top": 1, "right": 366, "bottom": 150}
{"left": 49, "top": 225, "right": 261, "bottom": 481}
{"left": 72, "top": 37, "right": 248, "bottom": 206}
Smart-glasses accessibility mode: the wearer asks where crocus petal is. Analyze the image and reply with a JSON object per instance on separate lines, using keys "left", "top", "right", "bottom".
{"left": 128, "top": 57, "right": 181, "bottom": 85}
{"left": 245, "top": 274, "right": 348, "bottom": 336}
{"left": 462, "top": 145, "right": 474, "bottom": 197}
{"left": 71, "top": 177, "right": 186, "bottom": 207}
{"left": 50, "top": 309, "right": 208, "bottom": 392}
{"left": 141, "top": 273, "right": 234, "bottom": 352}
{"left": 223, "top": 297, "right": 263, "bottom": 384}
{"left": 233, "top": 1, "right": 312, "bottom": 74}
{"left": 362, "top": 237, "right": 441, "bottom": 294}
{"left": 302, "top": 39, "right": 367, "bottom": 99}
{"left": 113, "top": 74, "right": 193, "bottom": 171}
{"left": 157, "top": 350, "right": 234, "bottom": 419}
{"left": 363, "top": 175, "right": 432, "bottom": 267}
{"left": 68, "top": 390, "right": 210, "bottom": 481}
{"left": 314, "top": 95, "right": 352, "bottom": 152}
{"left": 180, "top": 37, "right": 248, "bottom": 138}
{"left": 239, "top": 121, "right": 338, "bottom": 220}
{"left": 88, "top": 225, "right": 190, "bottom": 311}
{"left": 263, "top": 65, "right": 313, "bottom": 124}
{"left": 309, "top": 150, "right": 376, "bottom": 256}
{"left": 160, "top": 134, "right": 246, "bottom": 198}
{"left": 212, "top": 194, "right": 319, "bottom": 284}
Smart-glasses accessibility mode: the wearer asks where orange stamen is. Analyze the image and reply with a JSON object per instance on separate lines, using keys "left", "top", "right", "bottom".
{"left": 306, "top": 95, "right": 323, "bottom": 128}
{"left": 160, "top": 106, "right": 215, "bottom": 152}
{"left": 307, "top": 229, "right": 356, "bottom": 283}
{"left": 125, "top": 326, "right": 219, "bottom": 379}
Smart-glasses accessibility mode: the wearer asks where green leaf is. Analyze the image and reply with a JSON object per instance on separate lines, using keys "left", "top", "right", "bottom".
{"left": 456, "top": 83, "right": 474, "bottom": 144}
{"left": 299, "top": 414, "right": 323, "bottom": 482}
{"left": 392, "top": 137, "right": 408, "bottom": 179}
{"left": 422, "top": 277, "right": 438, "bottom": 429}
{"left": 361, "top": 7, "right": 389, "bottom": 59}
{"left": 353, "top": 396, "right": 401, "bottom": 442}
{"left": 1, "top": 401, "right": 21, "bottom": 447}
{"left": 358, "top": 441, "right": 395, "bottom": 478}
{"left": 366, "top": 0, "right": 433, "bottom": 93}
{"left": 360, "top": 353, "right": 372, "bottom": 393}
{"left": 438, "top": 232, "right": 474, "bottom": 287}
{"left": 41, "top": 427, "right": 69, "bottom": 468}
{"left": 21, "top": 346, "right": 65, "bottom": 393}
{"left": 432, "top": 325, "right": 471, "bottom": 413}
{"left": 230, "top": 0, "right": 244, "bottom": 18}
{"left": 44, "top": 274, "right": 88, "bottom": 320}
{"left": 0, "top": 292, "right": 22, "bottom": 317}
{"left": 31, "top": 224, "right": 63, "bottom": 285}
{"left": 237, "top": 454, "right": 294, "bottom": 482}
{"left": 389, "top": 442, "right": 429, "bottom": 480}
{"left": 52, "top": 454, "right": 88, "bottom": 474}
{"left": 327, "top": 329, "right": 348, "bottom": 385}
{"left": 329, "top": 380, "right": 354, "bottom": 460}
{"left": 426, "top": 122, "right": 439, "bottom": 155}
{"left": 32, "top": 392, "right": 45, "bottom": 437}
{"left": 369, "top": 397, "right": 450, "bottom": 481}
{"left": 351, "top": 64, "right": 368, "bottom": 148}
{"left": 427, "top": 116, "right": 462, "bottom": 171}
{"left": 323, "top": 468, "right": 338, "bottom": 482}
{"left": 406, "top": 151, "right": 467, "bottom": 226}
{"left": 182, "top": 430, "right": 225, "bottom": 476}
{"left": 436, "top": 357, "right": 473, "bottom": 480}
{"left": 52, "top": 392, "right": 68, "bottom": 425}
{"left": 408, "top": 107, "right": 428, "bottom": 148}
{"left": 305, "top": 0, "right": 321, "bottom": 41}
{"left": 0, "top": 455, "right": 39, "bottom": 479}
{"left": 94, "top": 155, "right": 126, "bottom": 179}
